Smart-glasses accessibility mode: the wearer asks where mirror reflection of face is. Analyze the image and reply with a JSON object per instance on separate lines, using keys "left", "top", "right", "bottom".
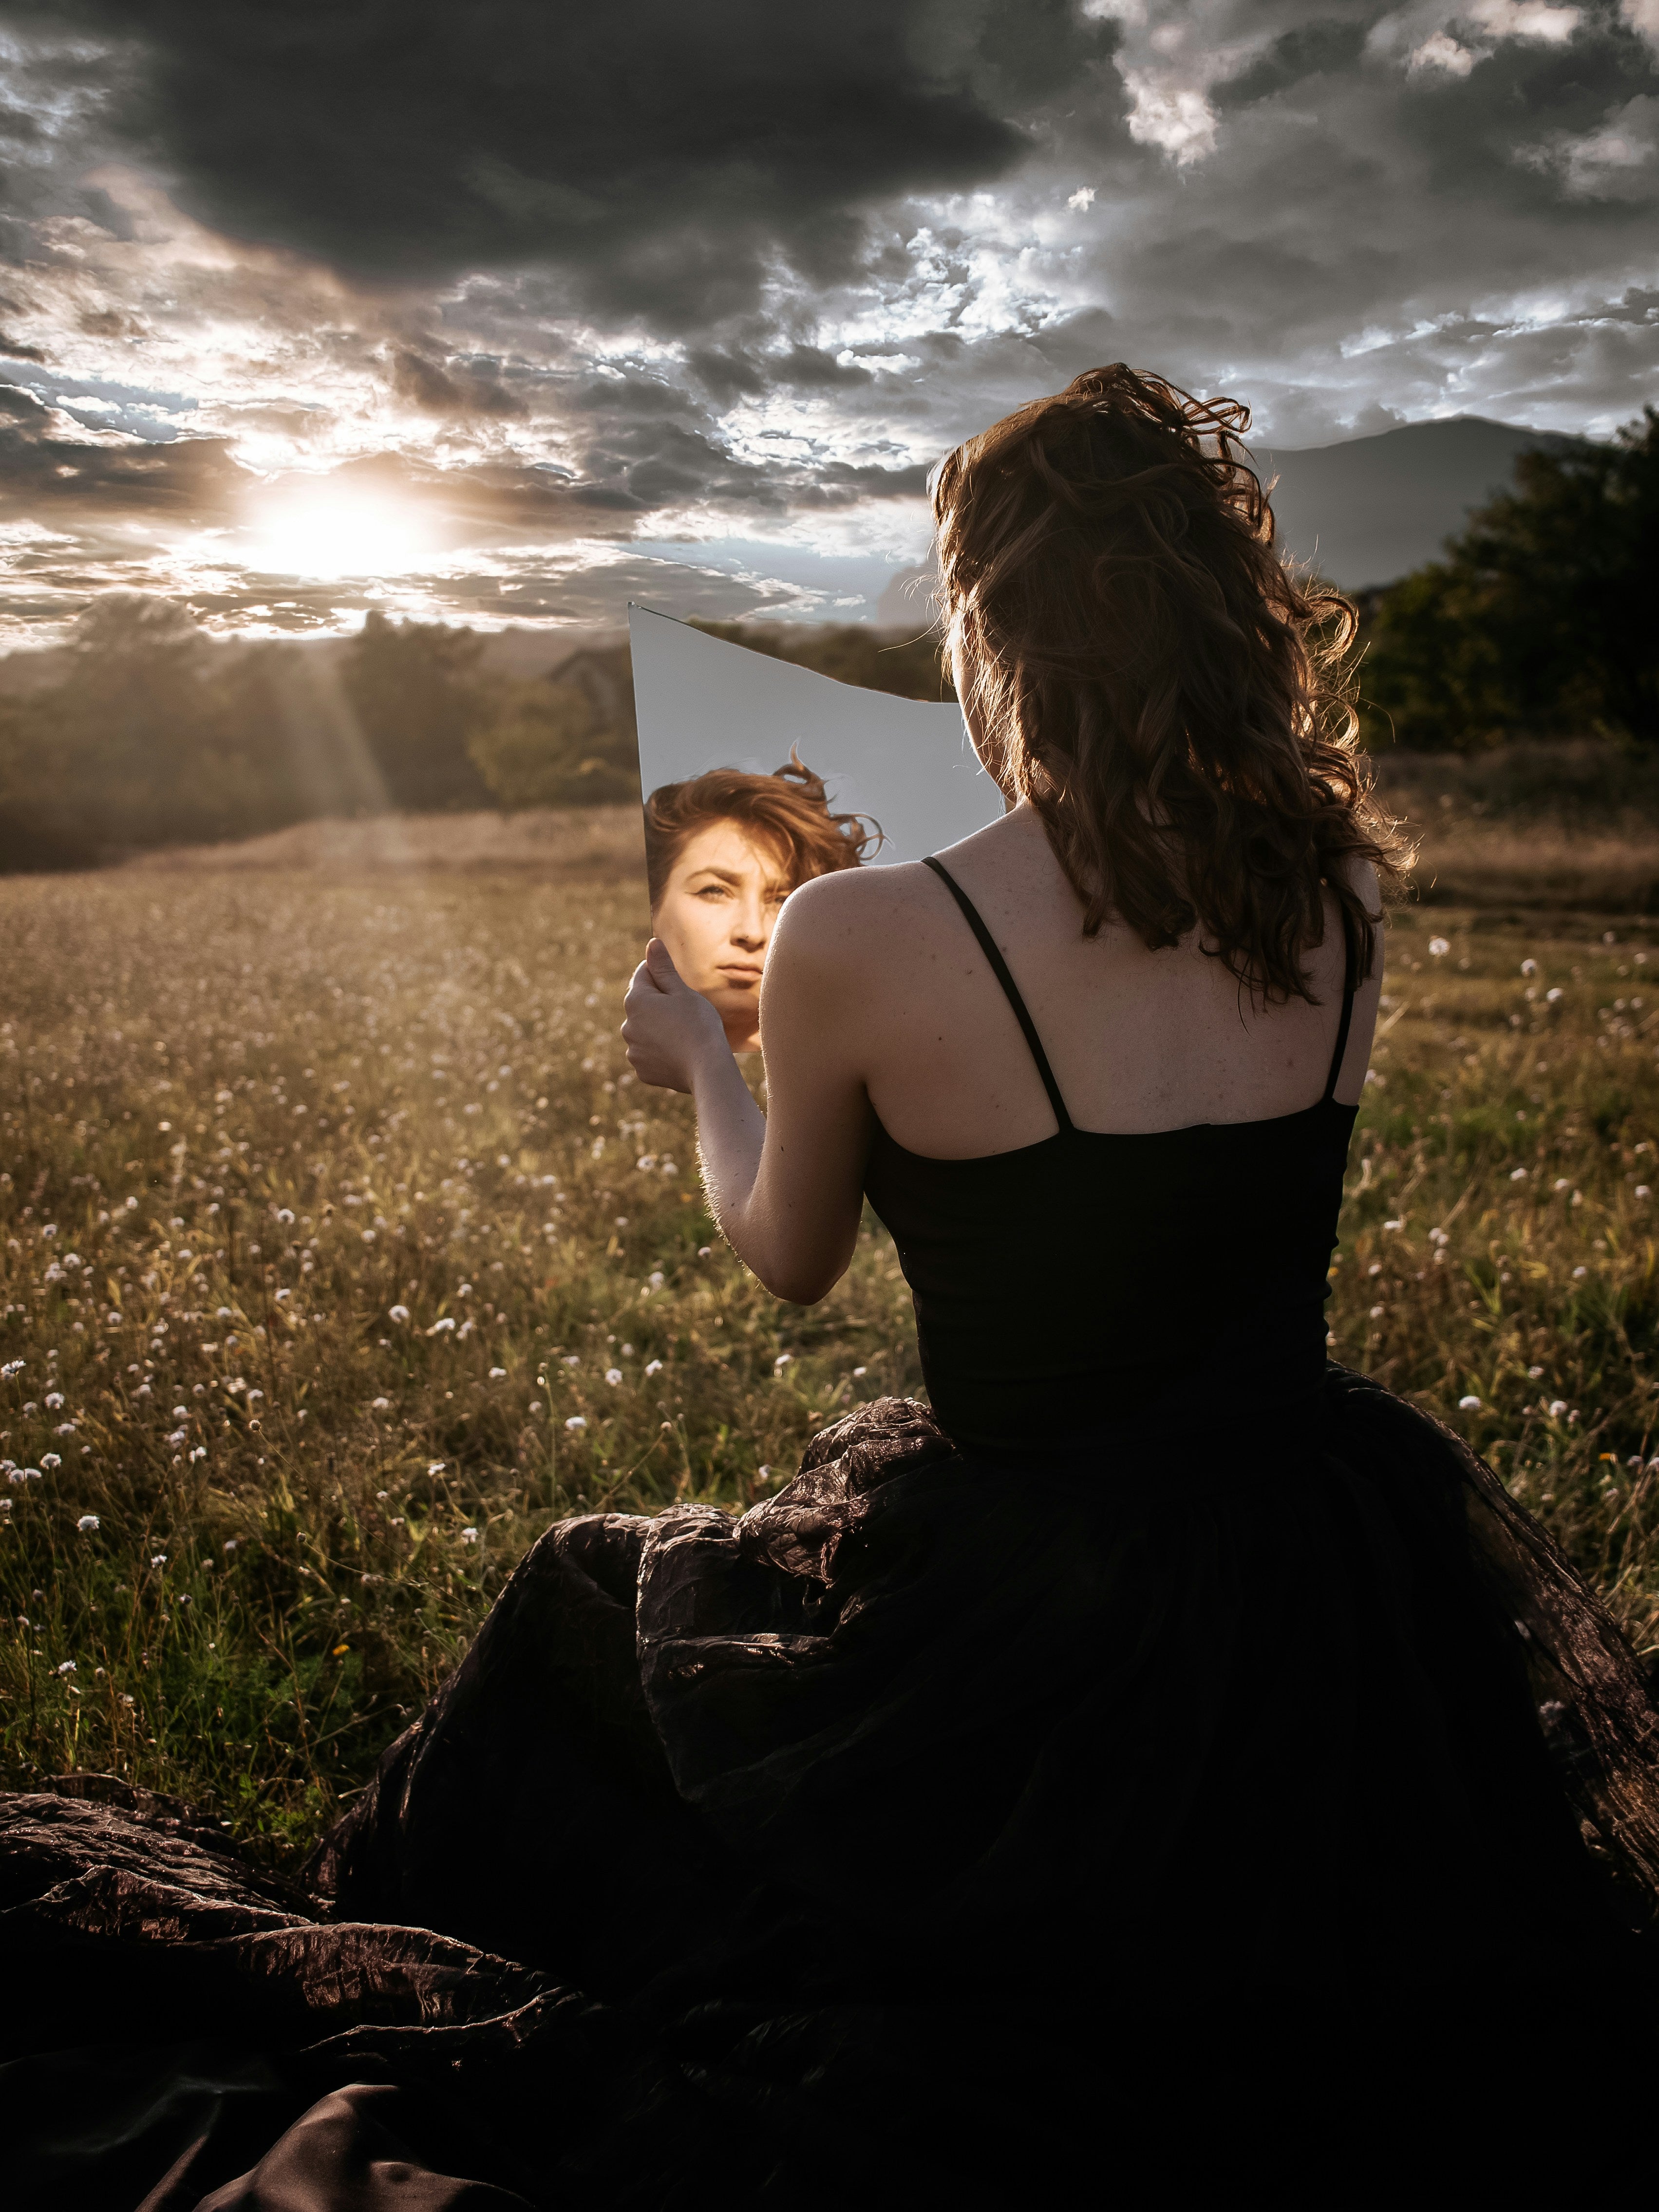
{"left": 652, "top": 820, "right": 792, "bottom": 1054}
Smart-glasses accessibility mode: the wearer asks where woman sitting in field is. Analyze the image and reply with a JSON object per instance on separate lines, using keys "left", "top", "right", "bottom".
{"left": 643, "top": 754, "right": 873, "bottom": 1055}
{"left": 7, "top": 366, "right": 1658, "bottom": 2205}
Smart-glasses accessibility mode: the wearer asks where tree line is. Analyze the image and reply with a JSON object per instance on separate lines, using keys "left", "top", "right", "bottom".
{"left": 0, "top": 606, "right": 952, "bottom": 872}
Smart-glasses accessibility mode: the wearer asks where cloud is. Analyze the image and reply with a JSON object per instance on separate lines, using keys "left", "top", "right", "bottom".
{"left": 0, "top": 0, "right": 1654, "bottom": 647}
{"left": 40, "top": 0, "right": 1116, "bottom": 323}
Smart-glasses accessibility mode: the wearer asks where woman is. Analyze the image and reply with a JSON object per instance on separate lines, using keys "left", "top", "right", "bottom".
{"left": 7, "top": 368, "right": 1657, "bottom": 2204}
{"left": 642, "top": 755, "right": 873, "bottom": 1054}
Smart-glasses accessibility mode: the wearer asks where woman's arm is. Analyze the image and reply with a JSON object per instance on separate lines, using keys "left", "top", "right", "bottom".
{"left": 620, "top": 878, "right": 873, "bottom": 1303}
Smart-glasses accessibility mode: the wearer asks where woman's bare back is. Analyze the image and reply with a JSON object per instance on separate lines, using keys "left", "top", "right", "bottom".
{"left": 809, "top": 804, "right": 1382, "bottom": 1160}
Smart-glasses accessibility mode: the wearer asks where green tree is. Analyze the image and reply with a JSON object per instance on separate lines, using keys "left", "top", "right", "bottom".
{"left": 468, "top": 672, "right": 639, "bottom": 809}
{"left": 1361, "top": 410, "right": 1659, "bottom": 750}
{"left": 342, "top": 611, "right": 494, "bottom": 811}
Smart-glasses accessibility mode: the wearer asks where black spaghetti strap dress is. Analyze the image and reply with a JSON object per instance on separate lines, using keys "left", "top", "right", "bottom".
{"left": 5, "top": 862, "right": 1659, "bottom": 2208}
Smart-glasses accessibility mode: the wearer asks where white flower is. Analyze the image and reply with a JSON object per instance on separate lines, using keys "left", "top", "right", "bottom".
{"left": 277, "top": 1207, "right": 295, "bottom": 1224}
{"left": 852, "top": 1366, "right": 867, "bottom": 1378}
{"left": 1428, "top": 937, "right": 1450, "bottom": 958}
{"left": 1572, "top": 1266, "right": 1587, "bottom": 1279}
{"left": 76, "top": 1513, "right": 99, "bottom": 1532}
{"left": 1458, "top": 1395, "right": 1481, "bottom": 1411}
{"left": 605, "top": 1368, "right": 623, "bottom": 1385}
{"left": 1546, "top": 986, "right": 1563, "bottom": 1003}
{"left": 1509, "top": 1167, "right": 1528, "bottom": 1182}
{"left": 45, "top": 1392, "right": 63, "bottom": 1410}
{"left": 645, "top": 1359, "right": 663, "bottom": 1377}
{"left": 773, "top": 1353, "right": 793, "bottom": 1371}
{"left": 428, "top": 1316, "right": 456, "bottom": 1335}
{"left": 1, "top": 1360, "right": 22, "bottom": 1379}
{"left": 1369, "top": 1305, "right": 1385, "bottom": 1319}
{"left": 151, "top": 1553, "right": 167, "bottom": 1567}
{"left": 224, "top": 1539, "right": 237, "bottom": 1553}
{"left": 1548, "top": 1400, "right": 1568, "bottom": 1419}
{"left": 648, "top": 1271, "right": 665, "bottom": 1290}
{"left": 361, "top": 1229, "right": 375, "bottom": 1244}
{"left": 697, "top": 1246, "right": 712, "bottom": 1259}
{"left": 1428, "top": 1228, "right": 1449, "bottom": 1247}
{"left": 427, "top": 1460, "right": 445, "bottom": 1475}
{"left": 460, "top": 1526, "right": 479, "bottom": 1544}
{"left": 1637, "top": 1186, "right": 1652, "bottom": 1200}
{"left": 389, "top": 1304, "right": 411, "bottom": 1324}
{"left": 488, "top": 1366, "right": 507, "bottom": 1380}
{"left": 1554, "top": 1178, "right": 1570, "bottom": 1191}
{"left": 371, "top": 1396, "right": 391, "bottom": 1411}
{"left": 1382, "top": 1220, "right": 1403, "bottom": 1233}
{"left": 1527, "top": 1366, "right": 1543, "bottom": 1379}
{"left": 274, "top": 1287, "right": 291, "bottom": 1303}
{"left": 565, "top": 1416, "right": 587, "bottom": 1431}
{"left": 1520, "top": 959, "right": 1538, "bottom": 977}
{"left": 562, "top": 1354, "right": 580, "bottom": 1367}
{"left": 56, "top": 1660, "right": 75, "bottom": 1675}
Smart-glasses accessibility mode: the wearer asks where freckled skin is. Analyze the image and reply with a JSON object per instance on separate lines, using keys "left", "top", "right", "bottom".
{"left": 650, "top": 822, "right": 791, "bottom": 1056}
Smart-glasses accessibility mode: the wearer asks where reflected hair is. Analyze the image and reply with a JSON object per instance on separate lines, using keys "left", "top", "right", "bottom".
{"left": 643, "top": 750, "right": 877, "bottom": 909}
{"left": 934, "top": 363, "right": 1407, "bottom": 1002}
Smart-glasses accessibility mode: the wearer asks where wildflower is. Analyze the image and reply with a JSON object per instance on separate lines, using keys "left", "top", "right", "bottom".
{"left": 645, "top": 1359, "right": 663, "bottom": 1377}
{"left": 1428, "top": 937, "right": 1450, "bottom": 958}
{"left": 1637, "top": 1186, "right": 1652, "bottom": 1201}
{"left": 1383, "top": 1220, "right": 1403, "bottom": 1233}
{"left": 277, "top": 1207, "right": 295, "bottom": 1224}
{"left": 456, "top": 1317, "right": 476, "bottom": 1338}
{"left": 1554, "top": 1178, "right": 1570, "bottom": 1191}
{"left": 1527, "top": 1365, "right": 1543, "bottom": 1379}
{"left": 1548, "top": 1401, "right": 1568, "bottom": 1419}
{"left": 428, "top": 1461, "right": 445, "bottom": 1475}
{"left": 1572, "top": 1266, "right": 1587, "bottom": 1279}
{"left": 648, "top": 1271, "right": 665, "bottom": 1291}
{"left": 428, "top": 1316, "right": 456, "bottom": 1335}
{"left": 460, "top": 1526, "right": 479, "bottom": 1544}
{"left": 1428, "top": 1228, "right": 1449, "bottom": 1247}
{"left": 45, "top": 1392, "right": 63, "bottom": 1410}
{"left": 1546, "top": 987, "right": 1563, "bottom": 1003}
{"left": 57, "top": 1660, "right": 75, "bottom": 1676}
{"left": 361, "top": 1230, "right": 375, "bottom": 1245}
{"left": 274, "top": 1287, "right": 291, "bottom": 1303}
{"left": 488, "top": 1366, "right": 506, "bottom": 1380}
{"left": 151, "top": 1553, "right": 167, "bottom": 1567}
{"left": 698, "top": 1246, "right": 712, "bottom": 1259}
{"left": 1369, "top": 1305, "right": 1385, "bottom": 1319}
{"left": 1520, "top": 960, "right": 1538, "bottom": 977}
{"left": 853, "top": 1366, "right": 867, "bottom": 1378}
{"left": 1509, "top": 1167, "right": 1528, "bottom": 1182}
{"left": 224, "top": 1539, "right": 237, "bottom": 1554}
{"left": 562, "top": 1354, "right": 580, "bottom": 1367}
{"left": 40, "top": 1453, "right": 59, "bottom": 1469}
{"left": 173, "top": 1406, "right": 188, "bottom": 1419}
{"left": 389, "top": 1304, "right": 411, "bottom": 1324}
{"left": 1, "top": 1360, "right": 22, "bottom": 1379}
{"left": 1458, "top": 1396, "right": 1481, "bottom": 1411}
{"left": 76, "top": 1513, "right": 99, "bottom": 1532}
{"left": 371, "top": 1396, "right": 391, "bottom": 1410}
{"left": 605, "top": 1368, "right": 623, "bottom": 1385}
{"left": 774, "top": 1353, "right": 793, "bottom": 1371}
{"left": 565, "top": 1416, "right": 587, "bottom": 1431}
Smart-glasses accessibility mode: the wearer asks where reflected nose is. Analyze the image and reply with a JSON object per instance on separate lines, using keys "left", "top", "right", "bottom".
{"left": 729, "top": 898, "right": 768, "bottom": 951}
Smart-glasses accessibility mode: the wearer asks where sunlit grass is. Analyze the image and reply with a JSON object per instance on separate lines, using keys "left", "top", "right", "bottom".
{"left": 0, "top": 871, "right": 1655, "bottom": 1862}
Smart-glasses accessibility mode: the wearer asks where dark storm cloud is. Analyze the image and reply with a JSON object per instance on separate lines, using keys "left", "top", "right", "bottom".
{"left": 0, "top": 378, "right": 241, "bottom": 514}
{"left": 36, "top": 0, "right": 1117, "bottom": 326}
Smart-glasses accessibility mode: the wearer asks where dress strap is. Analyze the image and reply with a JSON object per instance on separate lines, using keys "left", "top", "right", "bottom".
{"left": 922, "top": 856, "right": 1074, "bottom": 1134}
{"left": 1322, "top": 987, "right": 1356, "bottom": 1102}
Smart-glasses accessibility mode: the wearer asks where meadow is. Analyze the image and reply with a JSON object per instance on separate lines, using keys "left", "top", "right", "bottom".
{"left": 1, "top": 859, "right": 1656, "bottom": 1865}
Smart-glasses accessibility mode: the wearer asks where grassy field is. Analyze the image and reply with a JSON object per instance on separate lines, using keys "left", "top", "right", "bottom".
{"left": 1, "top": 863, "right": 1656, "bottom": 1865}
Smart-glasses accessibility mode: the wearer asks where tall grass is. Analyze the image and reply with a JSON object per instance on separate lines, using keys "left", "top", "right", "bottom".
{"left": 1, "top": 870, "right": 1655, "bottom": 1863}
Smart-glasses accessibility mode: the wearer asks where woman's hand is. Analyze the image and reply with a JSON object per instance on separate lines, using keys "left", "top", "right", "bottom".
{"left": 622, "top": 938, "right": 732, "bottom": 1093}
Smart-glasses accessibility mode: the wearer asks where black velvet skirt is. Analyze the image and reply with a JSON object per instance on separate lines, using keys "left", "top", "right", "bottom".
{"left": 4, "top": 1366, "right": 1659, "bottom": 2208}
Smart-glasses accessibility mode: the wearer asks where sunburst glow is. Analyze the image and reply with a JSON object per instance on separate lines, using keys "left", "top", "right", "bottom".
{"left": 244, "top": 493, "right": 437, "bottom": 580}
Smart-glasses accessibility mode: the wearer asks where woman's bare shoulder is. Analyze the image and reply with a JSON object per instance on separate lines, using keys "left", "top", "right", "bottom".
{"left": 774, "top": 861, "right": 944, "bottom": 958}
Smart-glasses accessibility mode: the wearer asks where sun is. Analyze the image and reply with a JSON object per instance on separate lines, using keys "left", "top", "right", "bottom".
{"left": 243, "top": 492, "right": 437, "bottom": 580}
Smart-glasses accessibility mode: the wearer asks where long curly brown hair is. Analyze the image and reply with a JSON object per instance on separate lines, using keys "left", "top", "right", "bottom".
{"left": 933, "top": 364, "right": 1406, "bottom": 1002}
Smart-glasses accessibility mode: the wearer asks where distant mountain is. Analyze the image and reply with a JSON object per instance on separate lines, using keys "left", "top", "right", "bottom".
{"left": 873, "top": 415, "right": 1582, "bottom": 619}
{"left": 1262, "top": 416, "right": 1581, "bottom": 591}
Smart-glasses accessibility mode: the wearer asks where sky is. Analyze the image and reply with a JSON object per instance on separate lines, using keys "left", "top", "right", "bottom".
{"left": 0, "top": 0, "right": 1654, "bottom": 647}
